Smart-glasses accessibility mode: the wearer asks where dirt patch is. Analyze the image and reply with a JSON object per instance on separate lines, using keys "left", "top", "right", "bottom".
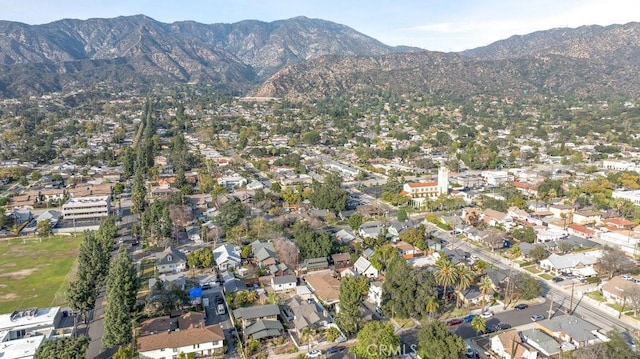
{"left": 2, "top": 263, "right": 17, "bottom": 267}
{"left": 0, "top": 293, "right": 18, "bottom": 302}
{"left": 0, "top": 268, "right": 38, "bottom": 280}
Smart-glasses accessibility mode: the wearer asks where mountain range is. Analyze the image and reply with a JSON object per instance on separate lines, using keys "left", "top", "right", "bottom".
{"left": 0, "top": 15, "right": 639, "bottom": 100}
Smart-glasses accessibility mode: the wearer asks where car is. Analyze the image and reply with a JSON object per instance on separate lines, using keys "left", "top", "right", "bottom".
{"left": 446, "top": 318, "right": 463, "bottom": 326}
{"left": 622, "top": 274, "right": 633, "bottom": 281}
{"left": 480, "top": 311, "right": 494, "bottom": 319}
{"left": 465, "top": 345, "right": 475, "bottom": 358}
{"left": 463, "top": 314, "right": 478, "bottom": 322}
{"left": 494, "top": 323, "right": 512, "bottom": 331}
{"left": 307, "top": 350, "right": 322, "bottom": 358}
{"left": 325, "top": 347, "right": 345, "bottom": 355}
{"left": 552, "top": 276, "right": 564, "bottom": 282}
{"left": 514, "top": 303, "right": 529, "bottom": 310}
{"left": 531, "top": 314, "right": 545, "bottom": 321}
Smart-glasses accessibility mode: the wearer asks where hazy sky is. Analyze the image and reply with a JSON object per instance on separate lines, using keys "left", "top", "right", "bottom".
{"left": 1, "top": 0, "right": 638, "bottom": 51}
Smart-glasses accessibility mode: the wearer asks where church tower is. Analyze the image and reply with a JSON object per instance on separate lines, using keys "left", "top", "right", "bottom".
{"left": 437, "top": 166, "right": 449, "bottom": 195}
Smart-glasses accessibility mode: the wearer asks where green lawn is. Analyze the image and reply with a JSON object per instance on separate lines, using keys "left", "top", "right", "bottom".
{"left": 0, "top": 236, "right": 82, "bottom": 313}
{"left": 586, "top": 290, "right": 606, "bottom": 302}
{"left": 539, "top": 273, "right": 554, "bottom": 280}
{"left": 524, "top": 266, "right": 542, "bottom": 274}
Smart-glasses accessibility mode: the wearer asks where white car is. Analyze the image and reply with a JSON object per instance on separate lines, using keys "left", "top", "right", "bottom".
{"left": 480, "top": 311, "right": 494, "bottom": 319}
{"left": 307, "top": 350, "right": 322, "bottom": 358}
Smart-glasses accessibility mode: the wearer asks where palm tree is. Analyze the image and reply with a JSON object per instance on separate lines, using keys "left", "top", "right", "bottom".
{"left": 425, "top": 295, "right": 439, "bottom": 322}
{"left": 244, "top": 290, "right": 259, "bottom": 303}
{"left": 300, "top": 327, "right": 314, "bottom": 352}
{"left": 454, "top": 264, "right": 473, "bottom": 308}
{"left": 479, "top": 275, "right": 494, "bottom": 311}
{"left": 510, "top": 244, "right": 522, "bottom": 259}
{"left": 473, "top": 259, "right": 489, "bottom": 274}
{"left": 434, "top": 256, "right": 458, "bottom": 303}
{"left": 470, "top": 316, "right": 487, "bottom": 334}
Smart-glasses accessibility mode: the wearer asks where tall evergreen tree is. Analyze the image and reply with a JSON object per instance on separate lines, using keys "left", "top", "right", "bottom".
{"left": 102, "top": 247, "right": 138, "bottom": 348}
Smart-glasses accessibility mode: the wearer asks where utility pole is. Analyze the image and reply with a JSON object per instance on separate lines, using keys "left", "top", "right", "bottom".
{"left": 569, "top": 283, "right": 575, "bottom": 314}
{"left": 619, "top": 294, "right": 627, "bottom": 319}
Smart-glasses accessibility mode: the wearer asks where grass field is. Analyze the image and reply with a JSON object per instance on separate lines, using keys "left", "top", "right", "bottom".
{"left": 0, "top": 235, "right": 82, "bottom": 313}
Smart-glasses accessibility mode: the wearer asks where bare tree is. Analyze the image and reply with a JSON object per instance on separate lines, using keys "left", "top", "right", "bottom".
{"left": 599, "top": 248, "right": 636, "bottom": 279}
{"left": 626, "top": 286, "right": 640, "bottom": 317}
{"left": 274, "top": 238, "right": 299, "bottom": 271}
{"left": 169, "top": 204, "right": 193, "bottom": 227}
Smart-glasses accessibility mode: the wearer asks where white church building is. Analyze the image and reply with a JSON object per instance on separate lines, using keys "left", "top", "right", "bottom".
{"left": 401, "top": 167, "right": 449, "bottom": 207}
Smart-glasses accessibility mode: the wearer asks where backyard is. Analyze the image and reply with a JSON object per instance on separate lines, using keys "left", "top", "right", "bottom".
{"left": 0, "top": 235, "right": 82, "bottom": 313}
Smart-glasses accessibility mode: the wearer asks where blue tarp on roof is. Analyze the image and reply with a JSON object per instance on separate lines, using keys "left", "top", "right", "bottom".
{"left": 189, "top": 287, "right": 203, "bottom": 299}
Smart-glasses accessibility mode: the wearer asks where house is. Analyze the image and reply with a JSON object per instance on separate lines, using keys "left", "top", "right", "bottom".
{"left": 246, "top": 180, "right": 265, "bottom": 190}
{"left": 394, "top": 240, "right": 421, "bottom": 259}
{"left": 244, "top": 319, "right": 284, "bottom": 340}
{"left": 485, "top": 268, "right": 509, "bottom": 291}
{"left": 602, "top": 276, "right": 640, "bottom": 304}
{"left": 536, "top": 315, "right": 603, "bottom": 348}
{"left": 149, "top": 273, "right": 186, "bottom": 291}
{"left": 353, "top": 256, "right": 379, "bottom": 278}
{"left": 566, "top": 223, "right": 595, "bottom": 239}
{"left": 330, "top": 253, "right": 350, "bottom": 269}
{"left": 156, "top": 247, "right": 188, "bottom": 274}
{"left": 602, "top": 217, "right": 636, "bottom": 230}
{"left": 232, "top": 304, "right": 280, "bottom": 329}
{"left": 483, "top": 209, "right": 513, "bottom": 230}
{"left": 289, "top": 296, "right": 330, "bottom": 334}
{"left": 213, "top": 244, "right": 242, "bottom": 271}
{"left": 251, "top": 240, "right": 278, "bottom": 267}
{"left": 305, "top": 271, "right": 341, "bottom": 305}
{"left": 490, "top": 329, "right": 538, "bottom": 359}
{"left": 268, "top": 263, "right": 289, "bottom": 276}
{"left": 539, "top": 252, "right": 601, "bottom": 276}
{"left": 572, "top": 210, "right": 601, "bottom": 225}
{"left": 457, "top": 285, "right": 489, "bottom": 306}
{"left": 185, "top": 225, "right": 201, "bottom": 243}
{"left": 368, "top": 281, "right": 383, "bottom": 307}
{"left": 335, "top": 229, "right": 356, "bottom": 243}
{"left": 302, "top": 257, "right": 329, "bottom": 272}
{"left": 359, "top": 224, "right": 384, "bottom": 239}
{"left": 520, "top": 328, "right": 561, "bottom": 357}
{"left": 223, "top": 278, "right": 248, "bottom": 294}
{"left": 217, "top": 175, "right": 247, "bottom": 189}
{"left": 136, "top": 325, "right": 225, "bottom": 358}
{"left": 549, "top": 204, "right": 574, "bottom": 219}
{"left": 271, "top": 274, "right": 297, "bottom": 292}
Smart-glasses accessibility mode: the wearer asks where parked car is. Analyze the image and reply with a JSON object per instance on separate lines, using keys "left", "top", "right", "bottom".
{"left": 446, "top": 318, "right": 463, "bottom": 326}
{"left": 325, "top": 347, "right": 345, "bottom": 355}
{"left": 307, "top": 350, "right": 322, "bottom": 358}
{"left": 552, "top": 276, "right": 564, "bottom": 283}
{"left": 465, "top": 345, "right": 475, "bottom": 358}
{"left": 531, "top": 314, "right": 545, "bottom": 321}
{"left": 494, "top": 323, "right": 512, "bottom": 331}
{"left": 480, "top": 311, "right": 494, "bottom": 319}
{"left": 463, "top": 314, "right": 478, "bottom": 322}
{"left": 514, "top": 303, "right": 529, "bottom": 310}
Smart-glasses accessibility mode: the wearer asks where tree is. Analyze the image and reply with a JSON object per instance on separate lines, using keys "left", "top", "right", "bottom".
{"left": 309, "top": 173, "right": 348, "bottom": 211}
{"left": 36, "top": 218, "right": 52, "bottom": 237}
{"left": 214, "top": 199, "right": 247, "bottom": 231}
{"left": 556, "top": 241, "right": 574, "bottom": 254}
{"left": 382, "top": 256, "right": 438, "bottom": 319}
{"left": 470, "top": 316, "right": 487, "bottom": 334}
{"left": 600, "top": 248, "right": 636, "bottom": 278}
{"left": 397, "top": 208, "right": 408, "bottom": 222}
{"left": 112, "top": 344, "right": 132, "bottom": 359}
{"left": 335, "top": 276, "right": 369, "bottom": 335}
{"left": 292, "top": 221, "right": 333, "bottom": 259}
{"left": 274, "top": 238, "right": 299, "bottom": 270}
{"left": 511, "top": 226, "right": 536, "bottom": 243}
{"left": 425, "top": 296, "right": 439, "bottom": 321}
{"left": 131, "top": 169, "right": 146, "bottom": 214}
{"left": 573, "top": 330, "right": 637, "bottom": 359}
{"left": 626, "top": 286, "right": 640, "bottom": 317}
{"left": 103, "top": 247, "right": 138, "bottom": 347}
{"left": 478, "top": 276, "right": 494, "bottom": 310}
{"left": 416, "top": 321, "right": 466, "bottom": 359}
{"left": 352, "top": 321, "right": 400, "bottom": 359}
{"left": 454, "top": 264, "right": 473, "bottom": 308}
{"left": 34, "top": 336, "right": 89, "bottom": 359}
{"left": 370, "top": 244, "right": 399, "bottom": 272}
{"left": 513, "top": 273, "right": 542, "bottom": 300}
{"left": 348, "top": 213, "right": 364, "bottom": 231}
{"left": 528, "top": 245, "right": 549, "bottom": 262}
{"left": 434, "top": 256, "right": 457, "bottom": 303}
